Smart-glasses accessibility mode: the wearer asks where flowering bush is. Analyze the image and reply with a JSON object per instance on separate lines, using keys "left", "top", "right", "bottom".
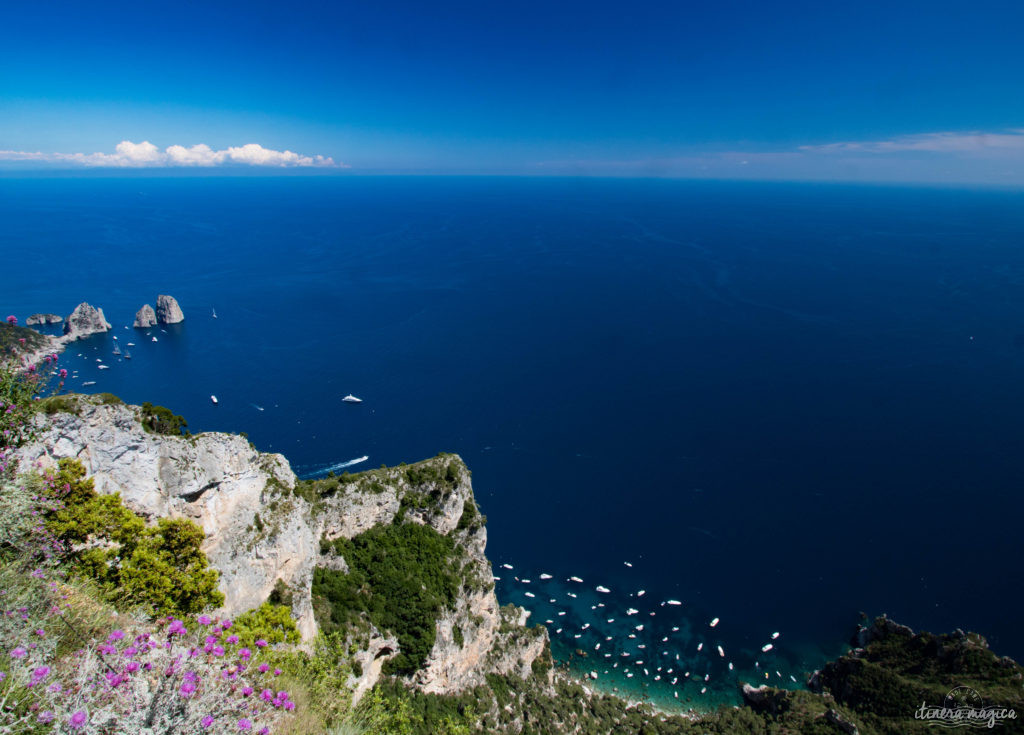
{"left": 0, "top": 571, "right": 296, "bottom": 734}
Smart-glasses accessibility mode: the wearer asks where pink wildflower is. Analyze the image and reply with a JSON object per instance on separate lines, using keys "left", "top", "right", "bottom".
{"left": 68, "top": 710, "right": 87, "bottom": 730}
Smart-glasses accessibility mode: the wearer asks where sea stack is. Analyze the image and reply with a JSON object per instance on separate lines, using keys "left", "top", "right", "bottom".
{"left": 134, "top": 304, "right": 157, "bottom": 328}
{"left": 25, "top": 313, "right": 63, "bottom": 326}
{"left": 155, "top": 295, "right": 184, "bottom": 324}
{"left": 62, "top": 302, "right": 111, "bottom": 340}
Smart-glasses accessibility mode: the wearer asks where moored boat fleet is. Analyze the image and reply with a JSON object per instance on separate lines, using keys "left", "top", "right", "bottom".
{"left": 495, "top": 560, "right": 791, "bottom": 703}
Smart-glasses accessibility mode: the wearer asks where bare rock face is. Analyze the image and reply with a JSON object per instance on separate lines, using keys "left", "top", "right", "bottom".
{"left": 133, "top": 304, "right": 157, "bottom": 328}
{"left": 26, "top": 313, "right": 63, "bottom": 326}
{"left": 155, "top": 295, "right": 184, "bottom": 324}
{"left": 62, "top": 303, "right": 111, "bottom": 340}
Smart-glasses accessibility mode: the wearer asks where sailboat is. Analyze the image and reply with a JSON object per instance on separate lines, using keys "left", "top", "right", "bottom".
{"left": 124, "top": 349, "right": 132, "bottom": 360}
{"left": 112, "top": 343, "right": 121, "bottom": 356}
{"left": 212, "top": 307, "right": 218, "bottom": 319}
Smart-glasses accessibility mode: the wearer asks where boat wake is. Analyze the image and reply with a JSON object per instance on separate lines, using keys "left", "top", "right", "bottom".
{"left": 299, "top": 455, "right": 370, "bottom": 478}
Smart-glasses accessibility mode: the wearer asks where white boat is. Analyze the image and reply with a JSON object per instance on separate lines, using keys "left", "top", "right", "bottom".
{"left": 126, "top": 342, "right": 135, "bottom": 346}
{"left": 771, "top": 631, "right": 780, "bottom": 640}
{"left": 666, "top": 600, "right": 682, "bottom": 606}
{"left": 569, "top": 576, "right": 583, "bottom": 583}
{"left": 212, "top": 308, "right": 218, "bottom": 319}
{"left": 82, "top": 381, "right": 96, "bottom": 386}
{"left": 211, "top": 395, "right": 218, "bottom": 404}
{"left": 124, "top": 350, "right": 131, "bottom": 360}
{"left": 98, "top": 365, "right": 109, "bottom": 370}
{"left": 152, "top": 337, "right": 158, "bottom": 342}
{"left": 709, "top": 617, "right": 720, "bottom": 627}
{"left": 539, "top": 573, "right": 553, "bottom": 580}
{"left": 595, "top": 585, "right": 610, "bottom": 593}
{"left": 342, "top": 394, "right": 362, "bottom": 403}
{"left": 761, "top": 643, "right": 774, "bottom": 652}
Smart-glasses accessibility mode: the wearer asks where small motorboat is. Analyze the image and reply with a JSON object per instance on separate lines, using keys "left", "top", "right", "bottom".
{"left": 211, "top": 395, "right": 218, "bottom": 404}
{"left": 342, "top": 394, "right": 362, "bottom": 403}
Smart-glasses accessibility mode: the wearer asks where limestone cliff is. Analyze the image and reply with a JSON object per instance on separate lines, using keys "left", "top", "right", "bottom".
{"left": 133, "top": 304, "right": 157, "bottom": 328}
{"left": 62, "top": 302, "right": 111, "bottom": 340}
{"left": 16, "top": 396, "right": 547, "bottom": 701}
{"left": 155, "top": 294, "right": 184, "bottom": 324}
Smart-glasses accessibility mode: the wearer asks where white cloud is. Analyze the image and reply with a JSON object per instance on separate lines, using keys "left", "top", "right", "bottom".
{"left": 800, "top": 129, "right": 1024, "bottom": 154}
{"left": 0, "top": 140, "right": 346, "bottom": 168}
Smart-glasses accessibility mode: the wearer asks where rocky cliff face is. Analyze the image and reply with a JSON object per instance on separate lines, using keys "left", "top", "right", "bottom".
{"left": 133, "top": 304, "right": 157, "bottom": 328}
{"left": 16, "top": 397, "right": 547, "bottom": 701}
{"left": 26, "top": 313, "right": 63, "bottom": 326}
{"left": 62, "top": 302, "right": 111, "bottom": 339}
{"left": 155, "top": 295, "right": 184, "bottom": 324}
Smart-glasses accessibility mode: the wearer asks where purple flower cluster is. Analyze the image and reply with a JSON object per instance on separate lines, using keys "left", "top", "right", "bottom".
{"left": 2, "top": 570, "right": 295, "bottom": 735}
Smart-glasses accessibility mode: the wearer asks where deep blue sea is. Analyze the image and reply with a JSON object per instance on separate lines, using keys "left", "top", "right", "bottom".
{"left": 3, "top": 176, "right": 1023, "bottom": 708}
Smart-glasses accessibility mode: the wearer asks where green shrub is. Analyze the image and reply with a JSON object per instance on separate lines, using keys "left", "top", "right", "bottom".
{"left": 139, "top": 401, "right": 189, "bottom": 436}
{"left": 233, "top": 602, "right": 301, "bottom": 647}
{"left": 312, "top": 522, "right": 461, "bottom": 675}
{"left": 455, "top": 499, "right": 478, "bottom": 531}
{"left": 269, "top": 579, "right": 295, "bottom": 608}
{"left": 44, "top": 458, "right": 223, "bottom": 616}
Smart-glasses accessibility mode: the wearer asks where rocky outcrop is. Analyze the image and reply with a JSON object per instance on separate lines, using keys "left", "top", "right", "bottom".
{"left": 26, "top": 313, "right": 63, "bottom": 326}
{"left": 155, "top": 295, "right": 184, "bottom": 324}
{"left": 133, "top": 304, "right": 157, "bottom": 328}
{"left": 16, "top": 400, "right": 547, "bottom": 700}
{"left": 62, "top": 302, "right": 111, "bottom": 340}
{"left": 17, "top": 400, "right": 318, "bottom": 639}
{"left": 315, "top": 460, "right": 547, "bottom": 697}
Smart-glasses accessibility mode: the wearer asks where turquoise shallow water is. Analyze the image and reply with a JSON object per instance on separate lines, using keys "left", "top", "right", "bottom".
{"left": 3, "top": 176, "right": 1024, "bottom": 699}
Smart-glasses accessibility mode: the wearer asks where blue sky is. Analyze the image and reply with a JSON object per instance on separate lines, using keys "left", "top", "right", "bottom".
{"left": 2, "top": 0, "right": 1024, "bottom": 182}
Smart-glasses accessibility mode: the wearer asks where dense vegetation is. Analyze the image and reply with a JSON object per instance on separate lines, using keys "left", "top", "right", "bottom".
{"left": 313, "top": 521, "right": 462, "bottom": 675}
